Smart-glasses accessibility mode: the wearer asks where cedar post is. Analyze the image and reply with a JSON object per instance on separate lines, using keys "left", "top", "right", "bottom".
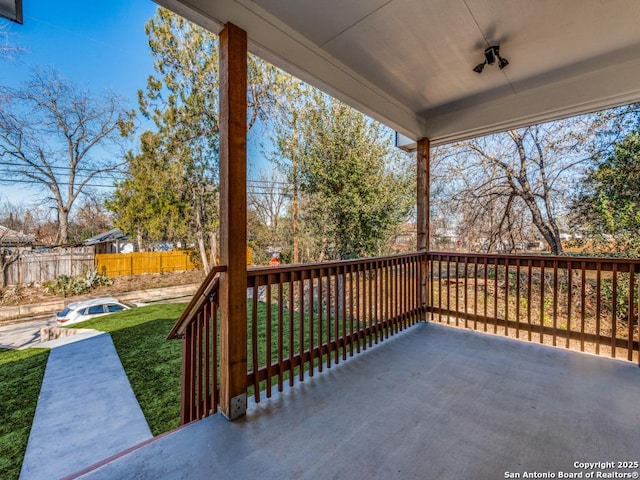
{"left": 219, "top": 23, "right": 248, "bottom": 420}
{"left": 417, "top": 138, "right": 430, "bottom": 316}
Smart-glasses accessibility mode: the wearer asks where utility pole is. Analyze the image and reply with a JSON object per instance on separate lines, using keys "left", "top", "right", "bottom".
{"left": 292, "top": 111, "right": 299, "bottom": 264}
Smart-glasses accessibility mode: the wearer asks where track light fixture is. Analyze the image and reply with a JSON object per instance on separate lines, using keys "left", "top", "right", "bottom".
{"left": 473, "top": 45, "right": 509, "bottom": 73}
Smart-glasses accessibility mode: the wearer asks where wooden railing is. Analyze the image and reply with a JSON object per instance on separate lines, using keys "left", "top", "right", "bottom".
{"left": 427, "top": 252, "right": 640, "bottom": 365}
{"left": 167, "top": 265, "right": 226, "bottom": 424}
{"left": 169, "top": 253, "right": 425, "bottom": 424}
{"left": 170, "top": 251, "right": 640, "bottom": 424}
{"left": 246, "top": 252, "right": 425, "bottom": 403}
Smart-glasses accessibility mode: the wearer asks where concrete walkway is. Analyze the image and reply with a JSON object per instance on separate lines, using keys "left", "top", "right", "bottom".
{"left": 20, "top": 333, "right": 152, "bottom": 480}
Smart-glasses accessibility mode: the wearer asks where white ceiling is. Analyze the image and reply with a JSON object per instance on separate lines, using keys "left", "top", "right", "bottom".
{"left": 156, "top": 0, "right": 640, "bottom": 146}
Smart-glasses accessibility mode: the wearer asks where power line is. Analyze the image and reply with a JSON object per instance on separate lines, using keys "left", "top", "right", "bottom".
{"left": 0, "top": 161, "right": 126, "bottom": 174}
{"left": 0, "top": 171, "right": 123, "bottom": 183}
{"left": 0, "top": 163, "right": 290, "bottom": 186}
{"left": 1, "top": 174, "right": 291, "bottom": 188}
{"left": 0, "top": 177, "right": 117, "bottom": 188}
{"left": 1, "top": 178, "right": 293, "bottom": 196}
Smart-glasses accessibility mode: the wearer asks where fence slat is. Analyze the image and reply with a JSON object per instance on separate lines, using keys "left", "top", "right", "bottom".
{"left": 4, "top": 249, "right": 95, "bottom": 285}
{"left": 96, "top": 251, "right": 195, "bottom": 277}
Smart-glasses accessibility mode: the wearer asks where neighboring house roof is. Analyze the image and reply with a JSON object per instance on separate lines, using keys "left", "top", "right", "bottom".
{"left": 84, "top": 228, "right": 129, "bottom": 246}
{"left": 0, "top": 224, "right": 35, "bottom": 246}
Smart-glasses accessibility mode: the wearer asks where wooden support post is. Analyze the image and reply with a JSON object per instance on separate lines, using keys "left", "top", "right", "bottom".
{"left": 219, "top": 23, "right": 248, "bottom": 420}
{"left": 417, "top": 138, "right": 430, "bottom": 316}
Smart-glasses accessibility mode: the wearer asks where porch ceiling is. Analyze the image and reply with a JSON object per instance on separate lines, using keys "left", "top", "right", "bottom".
{"left": 155, "top": 0, "right": 640, "bottom": 146}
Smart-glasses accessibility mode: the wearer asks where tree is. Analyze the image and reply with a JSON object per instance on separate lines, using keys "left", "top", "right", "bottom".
{"left": 573, "top": 131, "right": 640, "bottom": 255}
{"left": 0, "top": 68, "right": 134, "bottom": 244}
{"left": 0, "top": 240, "right": 20, "bottom": 288}
{"left": 432, "top": 114, "right": 620, "bottom": 255}
{"left": 0, "top": 199, "right": 38, "bottom": 287}
{"left": 69, "top": 195, "right": 112, "bottom": 243}
{"left": 129, "top": 7, "right": 281, "bottom": 271}
{"left": 106, "top": 131, "right": 192, "bottom": 251}
{"left": 264, "top": 76, "right": 306, "bottom": 263}
{"left": 274, "top": 92, "right": 413, "bottom": 261}
{"left": 0, "top": 21, "right": 26, "bottom": 61}
{"left": 247, "top": 169, "right": 291, "bottom": 263}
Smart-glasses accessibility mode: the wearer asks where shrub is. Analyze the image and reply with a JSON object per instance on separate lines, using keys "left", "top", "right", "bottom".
{"left": 0, "top": 285, "right": 25, "bottom": 305}
{"left": 43, "top": 268, "right": 112, "bottom": 297}
{"left": 601, "top": 273, "right": 638, "bottom": 324}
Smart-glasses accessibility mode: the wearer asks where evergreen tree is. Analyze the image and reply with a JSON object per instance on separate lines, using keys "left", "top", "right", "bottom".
{"left": 573, "top": 131, "right": 640, "bottom": 256}
{"left": 106, "top": 131, "right": 191, "bottom": 251}
{"left": 110, "top": 7, "right": 280, "bottom": 270}
{"left": 275, "top": 92, "right": 413, "bottom": 261}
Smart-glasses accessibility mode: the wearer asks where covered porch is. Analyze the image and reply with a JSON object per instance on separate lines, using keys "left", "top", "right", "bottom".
{"left": 154, "top": 0, "right": 640, "bottom": 420}
{"left": 86, "top": 0, "right": 640, "bottom": 476}
{"left": 76, "top": 322, "right": 640, "bottom": 479}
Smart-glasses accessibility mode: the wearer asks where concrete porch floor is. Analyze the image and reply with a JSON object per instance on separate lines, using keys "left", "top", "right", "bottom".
{"left": 75, "top": 322, "right": 640, "bottom": 480}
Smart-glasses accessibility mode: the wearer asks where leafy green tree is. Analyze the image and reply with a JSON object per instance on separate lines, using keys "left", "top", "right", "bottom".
{"left": 275, "top": 92, "right": 413, "bottom": 261}
{"left": 573, "top": 131, "right": 640, "bottom": 256}
{"left": 126, "top": 7, "right": 280, "bottom": 271}
{"left": 106, "top": 131, "right": 191, "bottom": 251}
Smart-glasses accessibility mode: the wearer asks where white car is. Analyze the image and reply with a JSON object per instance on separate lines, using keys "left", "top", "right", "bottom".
{"left": 55, "top": 297, "right": 132, "bottom": 326}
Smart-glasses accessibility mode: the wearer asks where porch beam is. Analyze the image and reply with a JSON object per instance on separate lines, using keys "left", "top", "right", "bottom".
{"left": 219, "top": 22, "right": 248, "bottom": 420}
{"left": 417, "top": 138, "right": 430, "bottom": 313}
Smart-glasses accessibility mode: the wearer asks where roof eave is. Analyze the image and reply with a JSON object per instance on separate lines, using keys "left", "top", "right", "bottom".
{"left": 0, "top": 0, "right": 23, "bottom": 24}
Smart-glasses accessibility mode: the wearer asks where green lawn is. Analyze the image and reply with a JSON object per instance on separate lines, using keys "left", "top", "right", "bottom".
{"left": 80, "top": 301, "right": 311, "bottom": 432}
{"left": 0, "top": 300, "right": 306, "bottom": 479}
{"left": 76, "top": 303, "right": 186, "bottom": 435}
{"left": 0, "top": 348, "right": 50, "bottom": 480}
{"left": 68, "top": 300, "right": 325, "bottom": 435}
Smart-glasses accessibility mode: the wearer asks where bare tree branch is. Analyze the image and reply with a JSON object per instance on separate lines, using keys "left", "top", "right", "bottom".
{"left": 0, "top": 68, "right": 134, "bottom": 244}
{"left": 430, "top": 111, "right": 630, "bottom": 254}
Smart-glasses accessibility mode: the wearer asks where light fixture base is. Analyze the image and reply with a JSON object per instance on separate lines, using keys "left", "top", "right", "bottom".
{"left": 473, "top": 45, "right": 509, "bottom": 73}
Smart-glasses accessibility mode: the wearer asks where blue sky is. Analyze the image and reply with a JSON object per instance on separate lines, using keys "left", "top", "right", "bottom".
{"left": 0, "top": 0, "right": 270, "bottom": 207}
{"left": 3, "top": 1, "right": 156, "bottom": 104}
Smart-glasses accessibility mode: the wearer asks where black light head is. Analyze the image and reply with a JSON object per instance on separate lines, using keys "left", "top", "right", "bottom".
{"left": 473, "top": 62, "right": 486, "bottom": 74}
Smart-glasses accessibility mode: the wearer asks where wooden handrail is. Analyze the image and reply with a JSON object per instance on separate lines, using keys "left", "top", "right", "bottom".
{"left": 167, "top": 265, "right": 227, "bottom": 340}
{"left": 173, "top": 252, "right": 426, "bottom": 423}
{"left": 427, "top": 251, "right": 639, "bottom": 365}
{"left": 427, "top": 251, "right": 640, "bottom": 271}
{"left": 247, "top": 251, "right": 425, "bottom": 277}
{"left": 172, "top": 250, "right": 639, "bottom": 425}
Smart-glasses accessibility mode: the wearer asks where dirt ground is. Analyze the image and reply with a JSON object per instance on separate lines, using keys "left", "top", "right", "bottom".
{"left": 0, "top": 270, "right": 206, "bottom": 307}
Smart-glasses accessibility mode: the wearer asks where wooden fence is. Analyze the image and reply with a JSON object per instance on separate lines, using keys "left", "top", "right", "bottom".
{"left": 95, "top": 251, "right": 195, "bottom": 277}
{"left": 2, "top": 248, "right": 95, "bottom": 286}
{"left": 2, "top": 249, "right": 196, "bottom": 286}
